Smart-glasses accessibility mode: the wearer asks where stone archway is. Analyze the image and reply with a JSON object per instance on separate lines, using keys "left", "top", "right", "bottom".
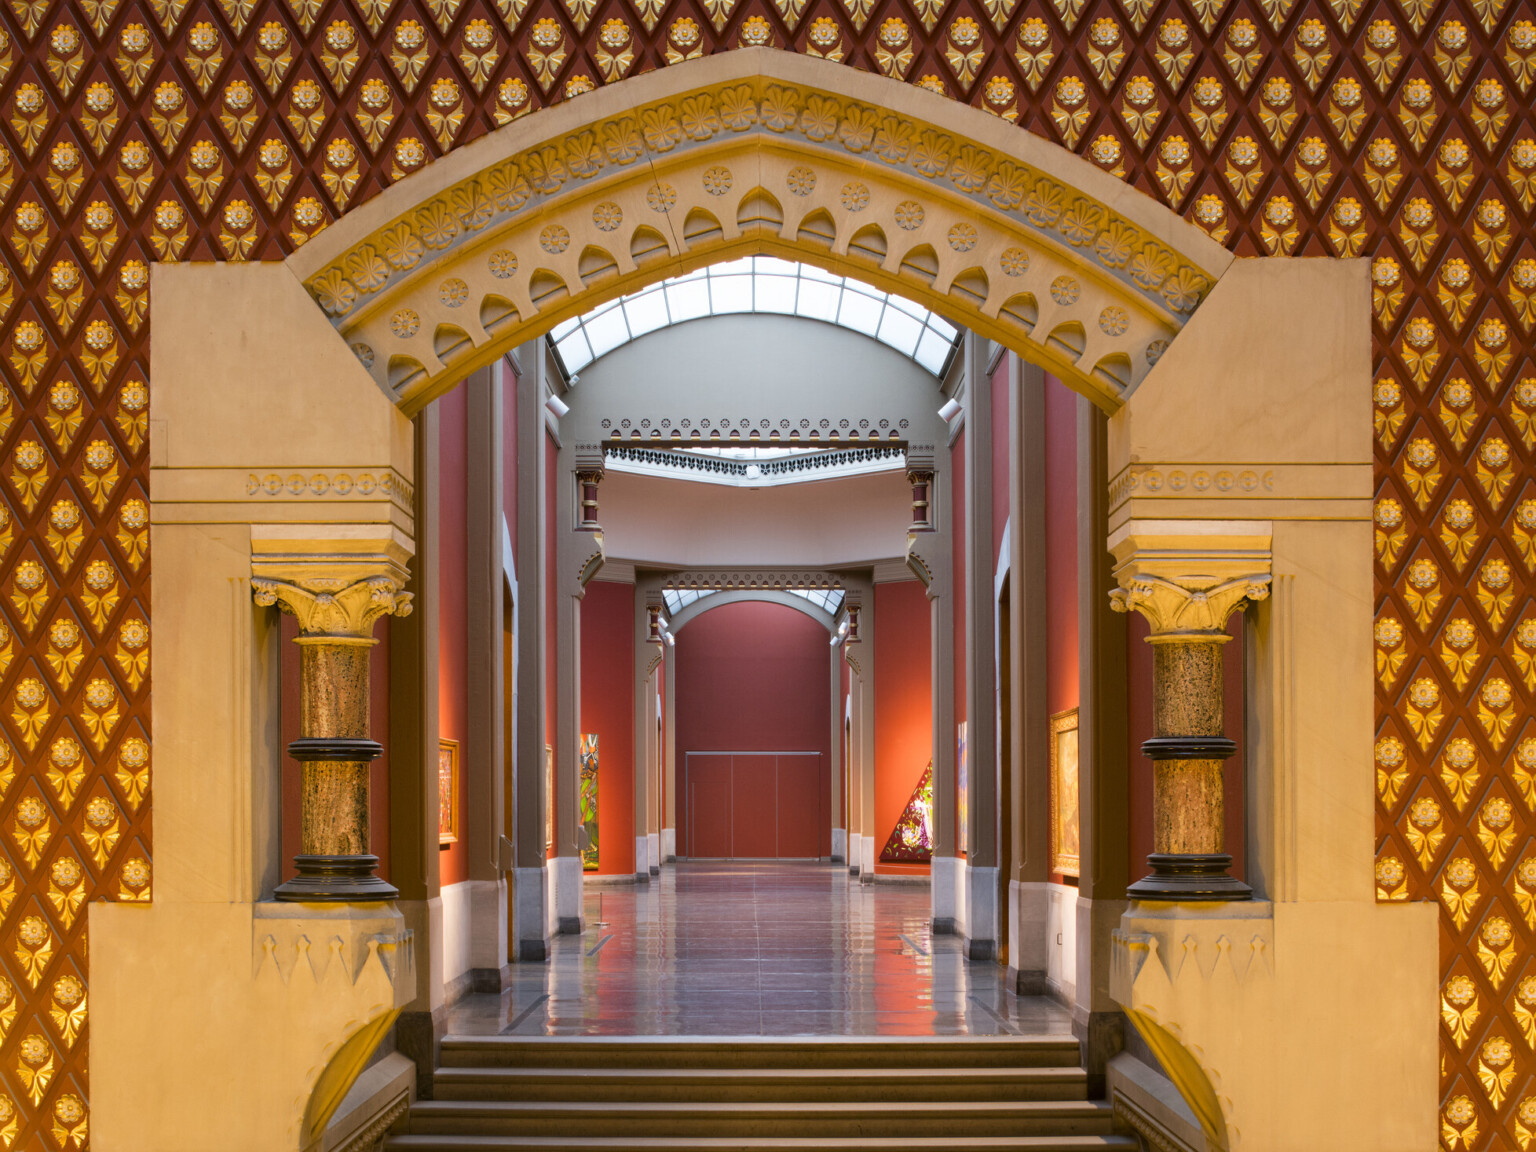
{"left": 112, "top": 40, "right": 1428, "bottom": 1152}
{"left": 288, "top": 50, "right": 1231, "bottom": 415}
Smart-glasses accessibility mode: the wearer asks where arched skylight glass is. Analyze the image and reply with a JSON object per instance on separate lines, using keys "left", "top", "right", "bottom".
{"left": 662, "top": 588, "right": 715, "bottom": 616}
{"left": 550, "top": 258, "right": 961, "bottom": 378}
{"left": 788, "top": 587, "right": 845, "bottom": 615}
{"left": 661, "top": 586, "right": 844, "bottom": 618}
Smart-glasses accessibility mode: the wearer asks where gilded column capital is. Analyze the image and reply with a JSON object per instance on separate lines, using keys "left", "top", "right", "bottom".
{"left": 252, "top": 575, "right": 413, "bottom": 639}
{"left": 1109, "top": 572, "right": 1270, "bottom": 636}
{"left": 1107, "top": 520, "right": 1273, "bottom": 637}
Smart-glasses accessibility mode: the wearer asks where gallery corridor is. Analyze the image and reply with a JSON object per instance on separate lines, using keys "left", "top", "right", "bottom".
{"left": 447, "top": 864, "right": 1070, "bottom": 1037}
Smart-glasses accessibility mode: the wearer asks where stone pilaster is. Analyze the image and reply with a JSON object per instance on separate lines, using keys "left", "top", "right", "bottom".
{"left": 1108, "top": 523, "right": 1270, "bottom": 902}
{"left": 253, "top": 548, "right": 413, "bottom": 902}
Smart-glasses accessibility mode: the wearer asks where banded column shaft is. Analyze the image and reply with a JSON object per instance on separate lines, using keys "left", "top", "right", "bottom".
{"left": 255, "top": 573, "right": 413, "bottom": 902}
{"left": 1108, "top": 527, "right": 1270, "bottom": 902}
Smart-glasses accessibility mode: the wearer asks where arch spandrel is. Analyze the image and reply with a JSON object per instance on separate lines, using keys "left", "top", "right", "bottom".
{"left": 289, "top": 50, "right": 1232, "bottom": 414}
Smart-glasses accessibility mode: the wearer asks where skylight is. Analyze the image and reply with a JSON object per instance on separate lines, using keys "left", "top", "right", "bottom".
{"left": 550, "top": 258, "right": 962, "bottom": 377}
{"left": 661, "top": 586, "right": 845, "bottom": 618}
{"left": 662, "top": 588, "right": 715, "bottom": 616}
{"left": 788, "top": 587, "right": 846, "bottom": 615}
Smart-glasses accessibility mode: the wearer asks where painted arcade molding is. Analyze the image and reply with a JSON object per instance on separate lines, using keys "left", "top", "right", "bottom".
{"left": 287, "top": 51, "right": 1233, "bottom": 414}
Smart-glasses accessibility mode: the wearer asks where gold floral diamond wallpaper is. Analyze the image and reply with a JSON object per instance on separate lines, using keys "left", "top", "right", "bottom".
{"left": 0, "top": 0, "right": 1527, "bottom": 1143}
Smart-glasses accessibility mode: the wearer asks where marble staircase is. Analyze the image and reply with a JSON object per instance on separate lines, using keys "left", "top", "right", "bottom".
{"left": 383, "top": 1037, "right": 1137, "bottom": 1150}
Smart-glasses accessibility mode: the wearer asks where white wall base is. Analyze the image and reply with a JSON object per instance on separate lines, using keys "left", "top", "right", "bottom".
{"left": 634, "top": 835, "right": 650, "bottom": 879}
{"left": 439, "top": 881, "right": 473, "bottom": 992}
{"left": 930, "top": 855, "right": 963, "bottom": 931}
{"left": 647, "top": 832, "right": 660, "bottom": 872}
{"left": 1046, "top": 882, "right": 1079, "bottom": 1005}
{"left": 1010, "top": 880, "right": 1049, "bottom": 991}
{"left": 859, "top": 834, "right": 875, "bottom": 876}
{"left": 466, "top": 876, "right": 508, "bottom": 973}
{"left": 831, "top": 827, "right": 847, "bottom": 862}
{"left": 512, "top": 866, "right": 549, "bottom": 960}
{"left": 550, "top": 854, "right": 585, "bottom": 933}
{"left": 965, "top": 864, "right": 998, "bottom": 957}
{"left": 846, "top": 832, "right": 862, "bottom": 871}
{"left": 661, "top": 828, "right": 676, "bottom": 861}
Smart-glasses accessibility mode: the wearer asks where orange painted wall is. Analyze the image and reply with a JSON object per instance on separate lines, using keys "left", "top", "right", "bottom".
{"left": 437, "top": 385, "right": 469, "bottom": 886}
{"left": 950, "top": 429, "right": 966, "bottom": 856}
{"left": 579, "top": 579, "right": 635, "bottom": 874}
{"left": 1044, "top": 375, "right": 1079, "bottom": 886}
{"left": 874, "top": 579, "right": 932, "bottom": 874}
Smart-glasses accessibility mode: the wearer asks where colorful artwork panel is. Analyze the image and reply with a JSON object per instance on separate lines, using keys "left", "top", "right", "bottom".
{"left": 579, "top": 733, "right": 599, "bottom": 870}
{"left": 880, "top": 764, "right": 934, "bottom": 863}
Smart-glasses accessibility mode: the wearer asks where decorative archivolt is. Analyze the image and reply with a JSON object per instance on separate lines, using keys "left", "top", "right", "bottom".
{"left": 290, "top": 52, "right": 1230, "bottom": 415}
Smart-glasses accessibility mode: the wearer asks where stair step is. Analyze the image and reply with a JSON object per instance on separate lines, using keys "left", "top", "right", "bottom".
{"left": 406, "top": 1099, "right": 1114, "bottom": 1138}
{"left": 431, "top": 1066, "right": 1088, "bottom": 1103}
{"left": 438, "top": 1036, "right": 1082, "bottom": 1070}
{"left": 384, "top": 1136, "right": 1140, "bottom": 1152}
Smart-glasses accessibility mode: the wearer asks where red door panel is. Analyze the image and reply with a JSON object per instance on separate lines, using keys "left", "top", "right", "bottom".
{"left": 730, "top": 755, "right": 778, "bottom": 858}
{"left": 685, "top": 755, "right": 732, "bottom": 858}
{"left": 775, "top": 754, "right": 822, "bottom": 858}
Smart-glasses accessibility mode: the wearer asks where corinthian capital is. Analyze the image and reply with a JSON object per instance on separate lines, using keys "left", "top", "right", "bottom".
{"left": 252, "top": 575, "right": 413, "bottom": 638}
{"left": 1109, "top": 573, "right": 1269, "bottom": 635}
{"left": 1107, "top": 520, "right": 1273, "bottom": 637}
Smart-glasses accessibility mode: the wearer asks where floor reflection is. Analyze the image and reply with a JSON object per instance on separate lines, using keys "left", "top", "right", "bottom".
{"left": 445, "top": 862, "right": 1073, "bottom": 1038}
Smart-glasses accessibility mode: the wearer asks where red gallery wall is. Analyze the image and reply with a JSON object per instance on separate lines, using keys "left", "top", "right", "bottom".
{"left": 1044, "top": 375, "right": 1080, "bottom": 886}
{"left": 992, "top": 356, "right": 1010, "bottom": 568}
{"left": 544, "top": 431, "right": 557, "bottom": 846}
{"left": 580, "top": 579, "right": 636, "bottom": 874}
{"left": 950, "top": 429, "right": 966, "bottom": 856}
{"left": 674, "top": 601, "right": 831, "bottom": 857}
{"left": 874, "top": 580, "right": 932, "bottom": 874}
{"left": 438, "top": 385, "right": 469, "bottom": 886}
{"left": 502, "top": 359, "right": 518, "bottom": 567}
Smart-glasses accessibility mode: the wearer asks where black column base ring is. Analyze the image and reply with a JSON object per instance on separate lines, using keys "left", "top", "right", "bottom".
{"left": 274, "top": 854, "right": 399, "bottom": 902}
{"left": 1127, "top": 854, "right": 1253, "bottom": 902}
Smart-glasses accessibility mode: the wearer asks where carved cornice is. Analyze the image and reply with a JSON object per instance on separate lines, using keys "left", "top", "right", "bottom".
{"left": 252, "top": 576, "right": 414, "bottom": 639}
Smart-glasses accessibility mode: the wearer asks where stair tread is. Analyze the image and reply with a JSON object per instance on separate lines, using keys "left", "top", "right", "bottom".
{"left": 386, "top": 1137, "right": 1139, "bottom": 1150}
{"left": 412, "top": 1101, "right": 1110, "bottom": 1115}
{"left": 442, "top": 1036, "right": 1078, "bottom": 1048}
{"left": 433, "top": 1066, "right": 1086, "bottom": 1081}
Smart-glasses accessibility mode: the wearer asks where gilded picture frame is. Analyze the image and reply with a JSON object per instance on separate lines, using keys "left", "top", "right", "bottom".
{"left": 438, "top": 738, "right": 459, "bottom": 845}
{"left": 1049, "top": 708, "right": 1080, "bottom": 878}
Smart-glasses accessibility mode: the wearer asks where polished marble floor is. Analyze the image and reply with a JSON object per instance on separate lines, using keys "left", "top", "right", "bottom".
{"left": 447, "top": 862, "right": 1072, "bottom": 1037}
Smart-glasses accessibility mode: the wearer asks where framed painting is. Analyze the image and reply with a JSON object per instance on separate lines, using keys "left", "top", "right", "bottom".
{"left": 1049, "top": 709, "right": 1080, "bottom": 878}
{"left": 579, "top": 733, "right": 599, "bottom": 870}
{"left": 957, "top": 721, "right": 969, "bottom": 855}
{"left": 438, "top": 738, "right": 459, "bottom": 846}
